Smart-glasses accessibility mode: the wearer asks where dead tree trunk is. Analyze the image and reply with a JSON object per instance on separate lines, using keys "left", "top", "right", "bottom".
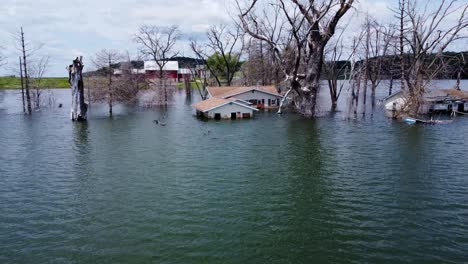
{"left": 21, "top": 27, "right": 32, "bottom": 114}
{"left": 389, "top": 76, "right": 394, "bottom": 96}
{"left": 300, "top": 47, "right": 325, "bottom": 116}
{"left": 68, "top": 56, "right": 87, "bottom": 121}
{"left": 19, "top": 56, "right": 25, "bottom": 113}
{"left": 108, "top": 55, "right": 113, "bottom": 117}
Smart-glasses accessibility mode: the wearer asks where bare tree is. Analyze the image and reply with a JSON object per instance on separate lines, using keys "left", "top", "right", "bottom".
{"left": 186, "top": 62, "right": 210, "bottom": 100}
{"left": 29, "top": 56, "right": 50, "bottom": 109}
{"left": 354, "top": 16, "right": 394, "bottom": 115}
{"left": 323, "top": 27, "right": 354, "bottom": 112}
{"left": 13, "top": 27, "right": 35, "bottom": 114}
{"left": 91, "top": 49, "right": 124, "bottom": 117}
{"left": 242, "top": 39, "right": 281, "bottom": 86}
{"left": 237, "top": 0, "right": 355, "bottom": 117}
{"left": 396, "top": 0, "right": 468, "bottom": 114}
{"left": 191, "top": 24, "right": 244, "bottom": 86}
{"left": 135, "top": 25, "right": 180, "bottom": 105}
{"left": 88, "top": 51, "right": 144, "bottom": 115}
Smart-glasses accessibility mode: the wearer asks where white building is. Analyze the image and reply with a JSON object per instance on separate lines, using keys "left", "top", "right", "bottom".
{"left": 192, "top": 97, "right": 259, "bottom": 120}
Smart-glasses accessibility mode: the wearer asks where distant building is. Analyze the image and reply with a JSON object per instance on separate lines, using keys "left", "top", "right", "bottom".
{"left": 144, "top": 61, "right": 179, "bottom": 80}
{"left": 113, "top": 60, "right": 206, "bottom": 83}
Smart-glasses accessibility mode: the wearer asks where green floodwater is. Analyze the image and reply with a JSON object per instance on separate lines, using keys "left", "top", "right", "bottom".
{"left": 1, "top": 85, "right": 468, "bottom": 263}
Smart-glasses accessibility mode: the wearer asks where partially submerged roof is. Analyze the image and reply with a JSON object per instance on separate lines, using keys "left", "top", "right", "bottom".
{"left": 425, "top": 89, "right": 468, "bottom": 101}
{"left": 207, "top": 85, "right": 282, "bottom": 98}
{"left": 383, "top": 89, "right": 468, "bottom": 103}
{"left": 382, "top": 90, "right": 403, "bottom": 102}
{"left": 192, "top": 97, "right": 258, "bottom": 112}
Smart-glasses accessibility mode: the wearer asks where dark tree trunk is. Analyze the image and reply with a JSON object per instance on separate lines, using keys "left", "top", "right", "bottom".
{"left": 108, "top": 55, "right": 113, "bottom": 117}
{"left": 455, "top": 70, "right": 461, "bottom": 90}
{"left": 19, "top": 56, "right": 25, "bottom": 113}
{"left": 21, "top": 27, "right": 32, "bottom": 114}
{"left": 354, "top": 74, "right": 362, "bottom": 115}
{"left": 389, "top": 76, "right": 394, "bottom": 96}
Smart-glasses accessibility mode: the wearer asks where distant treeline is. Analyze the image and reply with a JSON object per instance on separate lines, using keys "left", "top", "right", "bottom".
{"left": 328, "top": 51, "right": 468, "bottom": 80}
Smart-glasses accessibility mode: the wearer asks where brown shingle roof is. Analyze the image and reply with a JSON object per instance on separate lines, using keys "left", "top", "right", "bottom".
{"left": 192, "top": 97, "right": 231, "bottom": 112}
{"left": 207, "top": 85, "right": 281, "bottom": 98}
{"left": 440, "top": 89, "right": 468, "bottom": 98}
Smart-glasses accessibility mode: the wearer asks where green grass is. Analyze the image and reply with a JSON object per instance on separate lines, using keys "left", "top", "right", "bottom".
{"left": 176, "top": 80, "right": 202, "bottom": 89}
{"left": 0, "top": 76, "right": 69, "bottom": 89}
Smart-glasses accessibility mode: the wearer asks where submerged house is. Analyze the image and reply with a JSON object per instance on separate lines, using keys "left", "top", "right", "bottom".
{"left": 382, "top": 89, "right": 468, "bottom": 114}
{"left": 192, "top": 97, "right": 259, "bottom": 120}
{"left": 192, "top": 85, "right": 283, "bottom": 120}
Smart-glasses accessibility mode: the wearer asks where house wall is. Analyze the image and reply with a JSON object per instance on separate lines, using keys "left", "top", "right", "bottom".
{"left": 206, "top": 103, "right": 254, "bottom": 119}
{"left": 227, "top": 90, "right": 281, "bottom": 108}
{"left": 384, "top": 96, "right": 406, "bottom": 111}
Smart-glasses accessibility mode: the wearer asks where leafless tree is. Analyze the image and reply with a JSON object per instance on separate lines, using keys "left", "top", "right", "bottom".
{"left": 187, "top": 63, "right": 209, "bottom": 100}
{"left": 323, "top": 27, "right": 353, "bottom": 112}
{"left": 135, "top": 25, "right": 180, "bottom": 106}
{"left": 90, "top": 49, "right": 124, "bottom": 117}
{"left": 393, "top": 0, "right": 468, "bottom": 114}
{"left": 116, "top": 51, "right": 147, "bottom": 103}
{"left": 237, "top": 0, "right": 355, "bottom": 117}
{"left": 242, "top": 39, "right": 281, "bottom": 86}
{"left": 12, "top": 27, "right": 41, "bottom": 114}
{"left": 354, "top": 16, "right": 394, "bottom": 115}
{"left": 190, "top": 24, "right": 244, "bottom": 87}
{"left": 29, "top": 56, "right": 50, "bottom": 109}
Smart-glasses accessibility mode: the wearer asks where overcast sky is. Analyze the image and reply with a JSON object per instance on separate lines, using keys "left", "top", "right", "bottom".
{"left": 0, "top": 0, "right": 465, "bottom": 77}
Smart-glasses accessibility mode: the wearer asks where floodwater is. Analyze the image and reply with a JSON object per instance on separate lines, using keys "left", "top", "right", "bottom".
{"left": 1, "top": 81, "right": 468, "bottom": 263}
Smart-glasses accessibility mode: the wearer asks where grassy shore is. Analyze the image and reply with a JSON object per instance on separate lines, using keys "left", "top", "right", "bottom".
{"left": 0, "top": 76, "right": 69, "bottom": 89}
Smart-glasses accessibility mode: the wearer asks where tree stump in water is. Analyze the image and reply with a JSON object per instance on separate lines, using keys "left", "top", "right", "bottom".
{"left": 68, "top": 56, "right": 87, "bottom": 121}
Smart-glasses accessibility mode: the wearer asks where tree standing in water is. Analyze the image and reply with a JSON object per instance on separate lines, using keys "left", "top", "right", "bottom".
{"left": 134, "top": 25, "right": 180, "bottom": 106}
{"left": 68, "top": 56, "right": 87, "bottom": 121}
{"left": 92, "top": 49, "right": 123, "bottom": 117}
{"left": 237, "top": 0, "right": 355, "bottom": 117}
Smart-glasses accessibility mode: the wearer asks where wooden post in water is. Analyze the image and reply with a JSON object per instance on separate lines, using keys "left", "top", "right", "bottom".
{"left": 68, "top": 56, "right": 87, "bottom": 121}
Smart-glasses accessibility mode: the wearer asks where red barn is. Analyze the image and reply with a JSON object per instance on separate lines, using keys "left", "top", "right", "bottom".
{"left": 144, "top": 61, "right": 179, "bottom": 80}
